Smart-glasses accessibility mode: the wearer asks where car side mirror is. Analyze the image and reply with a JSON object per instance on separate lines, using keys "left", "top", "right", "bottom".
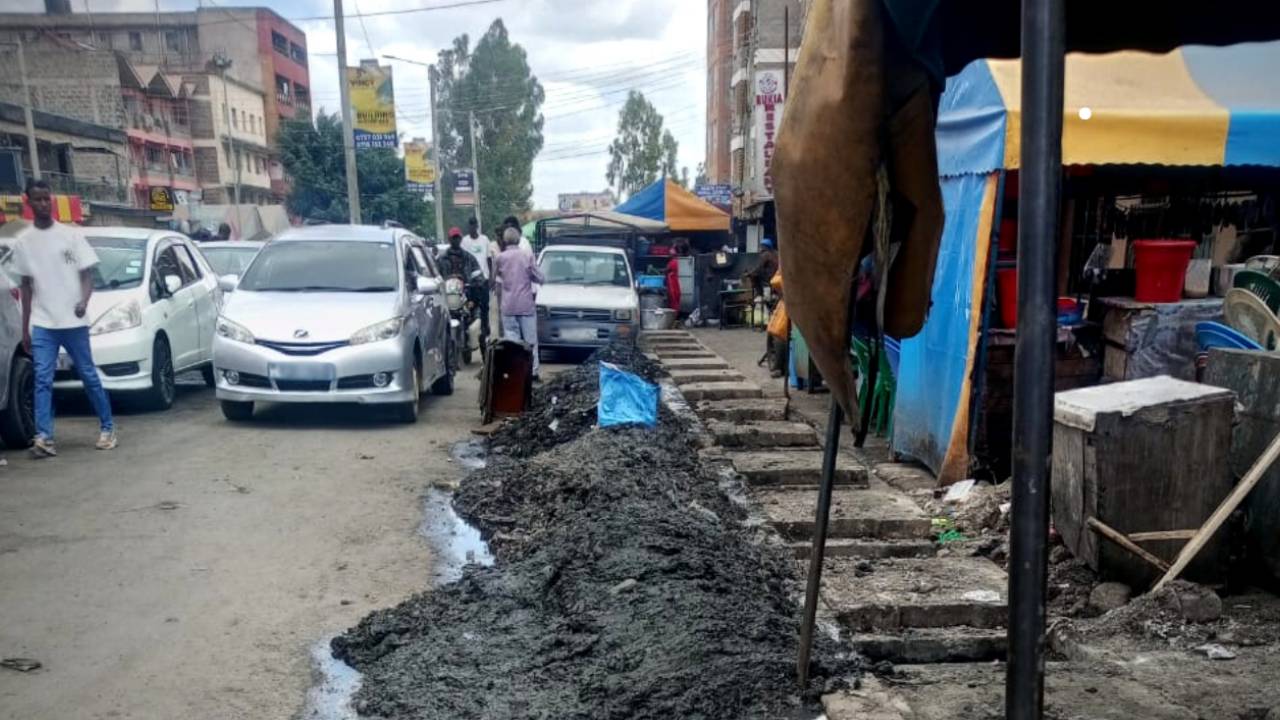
{"left": 218, "top": 274, "right": 239, "bottom": 292}
{"left": 164, "top": 274, "right": 183, "bottom": 296}
{"left": 416, "top": 276, "right": 440, "bottom": 295}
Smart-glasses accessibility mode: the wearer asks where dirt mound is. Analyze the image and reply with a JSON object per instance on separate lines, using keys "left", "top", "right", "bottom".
{"left": 487, "top": 343, "right": 666, "bottom": 459}
{"left": 332, "top": 343, "right": 858, "bottom": 719}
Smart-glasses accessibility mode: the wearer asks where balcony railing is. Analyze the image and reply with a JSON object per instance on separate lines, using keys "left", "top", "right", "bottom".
{"left": 45, "top": 171, "right": 129, "bottom": 205}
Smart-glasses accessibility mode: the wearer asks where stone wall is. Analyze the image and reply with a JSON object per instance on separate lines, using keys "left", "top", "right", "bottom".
{"left": 0, "top": 48, "right": 124, "bottom": 130}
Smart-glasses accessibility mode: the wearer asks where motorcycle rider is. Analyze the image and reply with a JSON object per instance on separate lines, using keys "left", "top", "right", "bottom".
{"left": 437, "top": 227, "right": 486, "bottom": 363}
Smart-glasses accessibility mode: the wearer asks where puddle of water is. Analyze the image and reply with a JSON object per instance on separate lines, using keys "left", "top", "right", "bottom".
{"left": 450, "top": 439, "right": 489, "bottom": 471}
{"left": 300, "top": 639, "right": 361, "bottom": 720}
{"left": 304, "top": 473, "right": 495, "bottom": 718}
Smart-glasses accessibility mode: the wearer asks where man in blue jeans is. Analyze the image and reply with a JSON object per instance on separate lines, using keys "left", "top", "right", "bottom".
{"left": 15, "top": 180, "right": 116, "bottom": 457}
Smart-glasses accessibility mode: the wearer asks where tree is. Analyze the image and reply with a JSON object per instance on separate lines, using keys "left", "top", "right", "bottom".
{"left": 694, "top": 162, "right": 710, "bottom": 188}
{"left": 606, "top": 91, "right": 681, "bottom": 199}
{"left": 278, "top": 112, "right": 434, "bottom": 236}
{"left": 434, "top": 20, "right": 544, "bottom": 232}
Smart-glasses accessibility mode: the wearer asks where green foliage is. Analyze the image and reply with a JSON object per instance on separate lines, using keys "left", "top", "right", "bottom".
{"left": 434, "top": 19, "right": 545, "bottom": 233}
{"left": 277, "top": 112, "right": 434, "bottom": 237}
{"left": 606, "top": 91, "right": 681, "bottom": 199}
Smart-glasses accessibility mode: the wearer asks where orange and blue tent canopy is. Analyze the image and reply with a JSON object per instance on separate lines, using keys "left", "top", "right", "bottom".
{"left": 937, "top": 41, "right": 1280, "bottom": 175}
{"left": 615, "top": 178, "right": 730, "bottom": 233}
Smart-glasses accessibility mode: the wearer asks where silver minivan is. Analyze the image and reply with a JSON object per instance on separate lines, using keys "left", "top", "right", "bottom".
{"left": 212, "top": 224, "right": 453, "bottom": 423}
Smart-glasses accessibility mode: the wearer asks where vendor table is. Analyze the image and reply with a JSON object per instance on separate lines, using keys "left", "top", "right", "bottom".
{"left": 1098, "top": 296, "right": 1224, "bottom": 382}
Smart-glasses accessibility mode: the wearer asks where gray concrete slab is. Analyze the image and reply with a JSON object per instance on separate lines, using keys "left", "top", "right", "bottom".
{"left": 679, "top": 382, "right": 764, "bottom": 401}
{"left": 656, "top": 349, "right": 720, "bottom": 359}
{"left": 708, "top": 420, "right": 818, "bottom": 449}
{"left": 788, "top": 538, "right": 935, "bottom": 560}
{"left": 640, "top": 330, "right": 693, "bottom": 340}
{"left": 848, "top": 627, "right": 1007, "bottom": 664}
{"left": 694, "top": 398, "right": 788, "bottom": 422}
{"left": 874, "top": 462, "right": 938, "bottom": 494}
{"left": 660, "top": 357, "right": 732, "bottom": 371}
{"left": 754, "top": 485, "right": 932, "bottom": 541}
{"left": 668, "top": 369, "right": 747, "bottom": 385}
{"left": 731, "top": 450, "right": 868, "bottom": 487}
{"left": 817, "top": 556, "right": 1008, "bottom": 631}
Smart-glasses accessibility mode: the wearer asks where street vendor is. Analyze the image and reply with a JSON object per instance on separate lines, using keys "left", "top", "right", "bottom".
{"left": 666, "top": 239, "right": 689, "bottom": 313}
{"left": 765, "top": 266, "right": 789, "bottom": 377}
{"left": 746, "top": 238, "right": 780, "bottom": 296}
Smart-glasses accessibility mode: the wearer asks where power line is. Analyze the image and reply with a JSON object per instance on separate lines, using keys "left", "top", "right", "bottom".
{"left": 352, "top": 0, "right": 376, "bottom": 59}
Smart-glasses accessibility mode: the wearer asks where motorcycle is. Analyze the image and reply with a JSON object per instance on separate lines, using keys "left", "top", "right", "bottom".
{"left": 445, "top": 276, "right": 481, "bottom": 366}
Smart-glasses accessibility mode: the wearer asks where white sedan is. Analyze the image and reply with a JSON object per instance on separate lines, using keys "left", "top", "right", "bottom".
{"left": 53, "top": 228, "right": 220, "bottom": 410}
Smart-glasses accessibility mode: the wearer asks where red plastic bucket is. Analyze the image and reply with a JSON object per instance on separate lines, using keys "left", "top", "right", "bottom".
{"left": 1133, "top": 240, "right": 1196, "bottom": 303}
{"left": 997, "top": 268, "right": 1018, "bottom": 328}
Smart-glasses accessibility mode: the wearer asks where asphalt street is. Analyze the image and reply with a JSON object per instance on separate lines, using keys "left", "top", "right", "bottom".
{"left": 0, "top": 368, "right": 506, "bottom": 720}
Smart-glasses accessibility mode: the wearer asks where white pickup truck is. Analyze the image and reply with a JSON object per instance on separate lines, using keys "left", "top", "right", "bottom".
{"left": 534, "top": 244, "right": 640, "bottom": 351}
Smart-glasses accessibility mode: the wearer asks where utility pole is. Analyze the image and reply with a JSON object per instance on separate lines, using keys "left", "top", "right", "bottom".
{"left": 429, "top": 66, "right": 445, "bottom": 242}
{"left": 334, "top": 0, "right": 362, "bottom": 223}
{"left": 9, "top": 39, "right": 40, "bottom": 181}
{"left": 468, "top": 110, "right": 482, "bottom": 232}
{"left": 212, "top": 54, "right": 240, "bottom": 206}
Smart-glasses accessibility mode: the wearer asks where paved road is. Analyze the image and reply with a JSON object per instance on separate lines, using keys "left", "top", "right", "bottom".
{"left": 0, "top": 370, "right": 497, "bottom": 720}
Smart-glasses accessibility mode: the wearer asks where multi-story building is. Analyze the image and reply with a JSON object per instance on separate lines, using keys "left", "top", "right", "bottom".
{"left": 187, "top": 73, "right": 272, "bottom": 205}
{"left": 0, "top": 0, "right": 310, "bottom": 204}
{"left": 118, "top": 59, "right": 198, "bottom": 210}
{"left": 705, "top": 0, "right": 734, "bottom": 184}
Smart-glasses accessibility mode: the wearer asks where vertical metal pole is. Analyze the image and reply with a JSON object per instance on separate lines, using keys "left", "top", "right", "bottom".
{"left": 429, "top": 66, "right": 445, "bottom": 242}
{"left": 469, "top": 110, "right": 482, "bottom": 233}
{"left": 782, "top": 4, "right": 789, "bottom": 98}
{"left": 1006, "top": 0, "right": 1064, "bottom": 717}
{"left": 797, "top": 400, "right": 844, "bottom": 686}
{"left": 219, "top": 72, "right": 242, "bottom": 206}
{"left": 334, "top": 0, "right": 362, "bottom": 223}
{"left": 15, "top": 39, "right": 40, "bottom": 181}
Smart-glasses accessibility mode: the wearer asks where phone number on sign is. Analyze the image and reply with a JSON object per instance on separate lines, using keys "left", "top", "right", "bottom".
{"left": 355, "top": 137, "right": 398, "bottom": 149}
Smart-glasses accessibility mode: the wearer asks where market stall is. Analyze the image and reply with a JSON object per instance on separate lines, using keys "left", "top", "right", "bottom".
{"left": 894, "top": 41, "right": 1280, "bottom": 484}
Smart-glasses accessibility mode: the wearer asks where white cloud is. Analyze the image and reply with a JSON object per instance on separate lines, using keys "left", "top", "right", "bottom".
{"left": 14, "top": 0, "right": 706, "bottom": 208}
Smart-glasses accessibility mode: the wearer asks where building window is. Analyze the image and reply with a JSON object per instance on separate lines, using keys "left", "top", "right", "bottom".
{"left": 271, "top": 31, "right": 288, "bottom": 55}
{"left": 249, "top": 114, "right": 255, "bottom": 134}
{"left": 129, "top": 31, "right": 142, "bottom": 51}
{"left": 275, "top": 75, "right": 291, "bottom": 104}
{"left": 231, "top": 109, "right": 238, "bottom": 130}
{"left": 290, "top": 42, "right": 307, "bottom": 64}
{"left": 172, "top": 102, "right": 188, "bottom": 126}
{"left": 164, "top": 31, "right": 182, "bottom": 52}
{"left": 294, "top": 85, "right": 309, "bottom": 110}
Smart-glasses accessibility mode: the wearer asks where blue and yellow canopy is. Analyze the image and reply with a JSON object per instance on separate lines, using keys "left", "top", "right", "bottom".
{"left": 938, "top": 41, "right": 1280, "bottom": 176}
{"left": 615, "top": 178, "right": 731, "bottom": 233}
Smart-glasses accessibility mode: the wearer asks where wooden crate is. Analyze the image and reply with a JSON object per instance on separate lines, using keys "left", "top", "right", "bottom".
{"left": 1051, "top": 376, "right": 1235, "bottom": 587}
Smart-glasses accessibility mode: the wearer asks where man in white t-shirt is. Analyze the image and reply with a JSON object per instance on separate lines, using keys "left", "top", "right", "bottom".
{"left": 14, "top": 180, "right": 117, "bottom": 457}
{"left": 462, "top": 217, "right": 493, "bottom": 346}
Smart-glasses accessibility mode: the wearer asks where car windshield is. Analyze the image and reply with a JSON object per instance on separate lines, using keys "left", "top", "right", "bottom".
{"left": 237, "top": 240, "right": 399, "bottom": 292}
{"left": 87, "top": 236, "right": 147, "bottom": 290}
{"left": 202, "top": 246, "right": 260, "bottom": 277}
{"left": 539, "top": 250, "right": 631, "bottom": 287}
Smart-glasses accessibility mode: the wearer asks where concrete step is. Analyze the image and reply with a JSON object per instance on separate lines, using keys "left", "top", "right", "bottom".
{"left": 754, "top": 483, "right": 933, "bottom": 541}
{"left": 656, "top": 349, "right": 720, "bottom": 359}
{"left": 668, "top": 369, "right": 746, "bottom": 385}
{"left": 788, "top": 538, "right": 936, "bottom": 560}
{"left": 642, "top": 337, "right": 704, "bottom": 347}
{"left": 680, "top": 382, "right": 764, "bottom": 401}
{"left": 847, "top": 627, "right": 1008, "bottom": 664}
{"left": 817, "top": 556, "right": 1009, "bottom": 632}
{"left": 731, "top": 450, "right": 869, "bottom": 487}
{"left": 695, "top": 398, "right": 788, "bottom": 422}
{"left": 641, "top": 330, "right": 693, "bottom": 340}
{"left": 708, "top": 420, "right": 818, "bottom": 449}
{"left": 661, "top": 357, "right": 731, "bottom": 371}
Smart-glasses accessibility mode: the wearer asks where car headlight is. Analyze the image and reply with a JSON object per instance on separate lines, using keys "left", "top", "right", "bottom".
{"left": 91, "top": 300, "right": 142, "bottom": 336}
{"left": 536, "top": 305, "right": 548, "bottom": 319}
{"left": 216, "top": 316, "right": 255, "bottom": 344}
{"left": 350, "top": 317, "right": 405, "bottom": 345}
{"left": 614, "top": 308, "right": 633, "bottom": 322}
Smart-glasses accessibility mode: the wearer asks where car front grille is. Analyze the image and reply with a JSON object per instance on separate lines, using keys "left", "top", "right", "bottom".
{"left": 548, "top": 307, "right": 612, "bottom": 322}
{"left": 337, "top": 374, "right": 378, "bottom": 389}
{"left": 101, "top": 362, "right": 140, "bottom": 377}
{"left": 256, "top": 339, "right": 349, "bottom": 356}
{"left": 275, "top": 379, "right": 333, "bottom": 392}
{"left": 237, "top": 372, "right": 272, "bottom": 388}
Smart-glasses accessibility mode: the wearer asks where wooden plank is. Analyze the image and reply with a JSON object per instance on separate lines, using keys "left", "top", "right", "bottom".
{"left": 1128, "top": 530, "right": 1196, "bottom": 542}
{"left": 1088, "top": 517, "right": 1171, "bottom": 573}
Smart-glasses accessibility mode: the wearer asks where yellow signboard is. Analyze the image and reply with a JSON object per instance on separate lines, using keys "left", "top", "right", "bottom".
{"left": 404, "top": 140, "right": 436, "bottom": 192}
{"left": 347, "top": 61, "right": 397, "bottom": 149}
{"left": 149, "top": 186, "right": 174, "bottom": 211}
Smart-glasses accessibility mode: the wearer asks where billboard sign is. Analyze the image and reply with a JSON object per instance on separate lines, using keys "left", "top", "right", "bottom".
{"left": 753, "top": 70, "right": 785, "bottom": 196}
{"left": 347, "top": 61, "right": 398, "bottom": 150}
{"left": 149, "top": 186, "right": 175, "bottom": 211}
{"left": 453, "top": 169, "right": 476, "bottom": 206}
{"left": 694, "top": 183, "right": 732, "bottom": 209}
{"left": 404, "top": 140, "right": 436, "bottom": 195}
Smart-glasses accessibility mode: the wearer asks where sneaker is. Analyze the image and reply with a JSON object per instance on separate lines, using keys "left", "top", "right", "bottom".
{"left": 96, "top": 430, "right": 118, "bottom": 451}
{"left": 30, "top": 436, "right": 57, "bottom": 459}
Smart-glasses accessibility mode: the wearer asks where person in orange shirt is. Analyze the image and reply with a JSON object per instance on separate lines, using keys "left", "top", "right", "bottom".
{"left": 665, "top": 239, "right": 689, "bottom": 313}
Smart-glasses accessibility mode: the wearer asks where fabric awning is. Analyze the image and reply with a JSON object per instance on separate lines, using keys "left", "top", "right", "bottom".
{"left": 615, "top": 179, "right": 730, "bottom": 232}
{"left": 938, "top": 41, "right": 1280, "bottom": 176}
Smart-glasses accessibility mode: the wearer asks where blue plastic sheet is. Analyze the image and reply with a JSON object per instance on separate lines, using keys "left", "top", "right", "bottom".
{"left": 598, "top": 362, "right": 658, "bottom": 428}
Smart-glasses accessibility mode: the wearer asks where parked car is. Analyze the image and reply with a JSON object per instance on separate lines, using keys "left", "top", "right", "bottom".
{"left": 535, "top": 244, "right": 639, "bottom": 352}
{"left": 213, "top": 224, "right": 453, "bottom": 423}
{"left": 3, "top": 227, "right": 219, "bottom": 411}
{"left": 198, "top": 240, "right": 265, "bottom": 278}
{"left": 0, "top": 268, "right": 34, "bottom": 448}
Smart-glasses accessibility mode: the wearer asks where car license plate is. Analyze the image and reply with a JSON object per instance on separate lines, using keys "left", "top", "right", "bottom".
{"left": 56, "top": 353, "right": 73, "bottom": 371}
{"left": 269, "top": 363, "right": 335, "bottom": 381}
{"left": 561, "top": 327, "right": 599, "bottom": 342}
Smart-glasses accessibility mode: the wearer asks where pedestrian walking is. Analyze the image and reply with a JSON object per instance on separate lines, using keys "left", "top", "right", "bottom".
{"left": 462, "top": 217, "right": 494, "bottom": 347}
{"left": 15, "top": 180, "right": 116, "bottom": 457}
{"left": 494, "top": 227, "right": 545, "bottom": 380}
{"left": 666, "top": 238, "right": 689, "bottom": 313}
{"left": 502, "top": 215, "right": 534, "bottom": 256}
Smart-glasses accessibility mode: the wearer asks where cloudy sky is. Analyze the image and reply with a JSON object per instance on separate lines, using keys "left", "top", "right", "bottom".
{"left": 15, "top": 0, "right": 707, "bottom": 209}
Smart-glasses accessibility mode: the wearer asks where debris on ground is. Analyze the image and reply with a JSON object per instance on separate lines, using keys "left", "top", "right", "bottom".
{"left": 333, "top": 343, "right": 857, "bottom": 719}
{"left": 0, "top": 658, "right": 41, "bottom": 673}
{"left": 1075, "top": 581, "right": 1280, "bottom": 650}
{"left": 1088, "top": 581, "right": 1133, "bottom": 615}
{"left": 951, "top": 482, "right": 1011, "bottom": 535}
